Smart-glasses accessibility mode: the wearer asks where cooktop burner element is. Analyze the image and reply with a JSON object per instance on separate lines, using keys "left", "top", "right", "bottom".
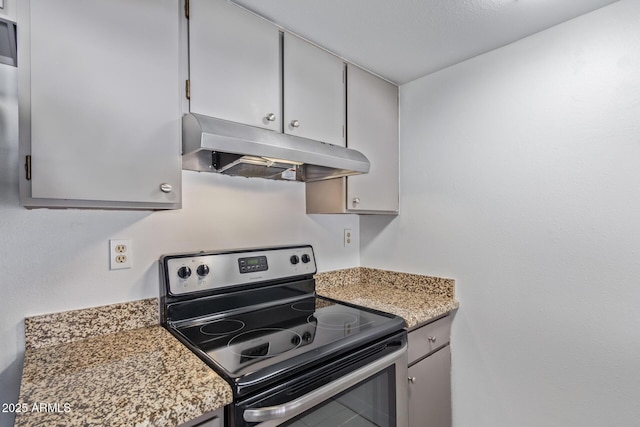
{"left": 290, "top": 300, "right": 316, "bottom": 312}
{"left": 200, "top": 319, "right": 245, "bottom": 336}
{"left": 312, "top": 310, "right": 360, "bottom": 328}
{"left": 159, "top": 245, "right": 406, "bottom": 398}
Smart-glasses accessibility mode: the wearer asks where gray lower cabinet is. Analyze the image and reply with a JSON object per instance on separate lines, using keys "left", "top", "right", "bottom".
{"left": 18, "top": 0, "right": 182, "bottom": 209}
{"left": 408, "top": 315, "right": 452, "bottom": 427}
{"left": 408, "top": 345, "right": 452, "bottom": 427}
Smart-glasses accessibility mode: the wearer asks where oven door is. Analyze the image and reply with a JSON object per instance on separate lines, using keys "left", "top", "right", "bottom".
{"left": 236, "top": 334, "right": 408, "bottom": 427}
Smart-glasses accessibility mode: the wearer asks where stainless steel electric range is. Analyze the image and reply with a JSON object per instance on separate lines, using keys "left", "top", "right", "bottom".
{"left": 160, "top": 245, "right": 408, "bottom": 427}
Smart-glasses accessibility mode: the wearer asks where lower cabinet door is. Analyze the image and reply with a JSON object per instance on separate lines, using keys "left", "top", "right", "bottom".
{"left": 408, "top": 345, "right": 452, "bottom": 427}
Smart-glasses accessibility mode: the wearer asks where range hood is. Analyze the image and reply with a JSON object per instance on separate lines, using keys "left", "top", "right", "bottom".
{"left": 182, "top": 113, "right": 370, "bottom": 182}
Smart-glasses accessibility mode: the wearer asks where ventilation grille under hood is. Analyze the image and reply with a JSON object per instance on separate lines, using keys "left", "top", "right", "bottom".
{"left": 182, "top": 113, "right": 370, "bottom": 182}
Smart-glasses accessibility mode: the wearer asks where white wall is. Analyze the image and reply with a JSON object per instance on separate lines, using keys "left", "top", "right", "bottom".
{"left": 0, "top": 64, "right": 359, "bottom": 427}
{"left": 361, "top": 0, "right": 640, "bottom": 426}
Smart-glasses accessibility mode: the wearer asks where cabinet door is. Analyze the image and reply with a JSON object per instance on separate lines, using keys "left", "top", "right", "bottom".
{"left": 0, "top": 0, "right": 16, "bottom": 22}
{"left": 284, "top": 33, "right": 345, "bottom": 146}
{"left": 408, "top": 315, "right": 452, "bottom": 365}
{"left": 189, "top": 0, "right": 281, "bottom": 131}
{"left": 23, "top": 0, "right": 181, "bottom": 208}
{"left": 408, "top": 346, "right": 452, "bottom": 427}
{"left": 346, "top": 64, "right": 399, "bottom": 212}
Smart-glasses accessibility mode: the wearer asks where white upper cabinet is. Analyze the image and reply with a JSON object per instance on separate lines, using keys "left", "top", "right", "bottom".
{"left": 188, "top": 0, "right": 281, "bottom": 131}
{"left": 305, "top": 65, "right": 399, "bottom": 214}
{"left": 188, "top": 4, "right": 345, "bottom": 146}
{"left": 0, "top": 0, "right": 16, "bottom": 21}
{"left": 345, "top": 64, "right": 399, "bottom": 212}
{"left": 283, "top": 33, "right": 345, "bottom": 146}
{"left": 20, "top": 0, "right": 181, "bottom": 209}
{"left": 186, "top": 2, "right": 398, "bottom": 214}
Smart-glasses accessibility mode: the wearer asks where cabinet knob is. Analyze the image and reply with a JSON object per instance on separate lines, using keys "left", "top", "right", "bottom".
{"left": 428, "top": 336, "right": 437, "bottom": 343}
{"left": 352, "top": 197, "right": 360, "bottom": 207}
{"left": 160, "top": 183, "right": 173, "bottom": 193}
{"left": 290, "top": 120, "right": 300, "bottom": 128}
{"left": 266, "top": 113, "right": 277, "bottom": 122}
{"left": 408, "top": 377, "right": 417, "bottom": 384}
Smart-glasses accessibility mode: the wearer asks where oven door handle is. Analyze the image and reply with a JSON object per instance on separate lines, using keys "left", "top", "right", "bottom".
{"left": 243, "top": 344, "right": 407, "bottom": 423}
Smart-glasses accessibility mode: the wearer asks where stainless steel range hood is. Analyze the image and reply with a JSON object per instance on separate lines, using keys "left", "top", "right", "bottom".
{"left": 182, "top": 113, "right": 370, "bottom": 182}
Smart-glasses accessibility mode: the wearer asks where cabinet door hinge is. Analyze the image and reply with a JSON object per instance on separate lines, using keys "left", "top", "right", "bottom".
{"left": 25, "top": 155, "right": 32, "bottom": 181}
{"left": 185, "top": 0, "right": 190, "bottom": 19}
{"left": 185, "top": 79, "right": 191, "bottom": 100}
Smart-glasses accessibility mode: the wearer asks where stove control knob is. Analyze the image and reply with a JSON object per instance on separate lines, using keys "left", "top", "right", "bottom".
{"left": 177, "top": 266, "right": 192, "bottom": 279}
{"left": 301, "top": 254, "right": 311, "bottom": 264}
{"left": 290, "top": 255, "right": 300, "bottom": 265}
{"left": 196, "top": 264, "right": 210, "bottom": 277}
{"left": 291, "top": 335, "right": 301, "bottom": 346}
{"left": 302, "top": 331, "right": 312, "bottom": 342}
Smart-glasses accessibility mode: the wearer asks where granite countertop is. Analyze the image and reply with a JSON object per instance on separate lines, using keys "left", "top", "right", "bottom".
{"left": 315, "top": 267, "right": 459, "bottom": 330}
{"left": 16, "top": 268, "right": 457, "bottom": 426}
{"left": 15, "top": 299, "right": 232, "bottom": 427}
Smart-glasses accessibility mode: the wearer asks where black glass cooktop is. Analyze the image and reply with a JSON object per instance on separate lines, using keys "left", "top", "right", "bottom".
{"left": 161, "top": 247, "right": 407, "bottom": 400}
{"left": 171, "top": 295, "right": 404, "bottom": 380}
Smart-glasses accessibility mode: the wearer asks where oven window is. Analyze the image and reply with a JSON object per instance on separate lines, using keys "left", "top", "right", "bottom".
{"left": 283, "top": 367, "right": 396, "bottom": 427}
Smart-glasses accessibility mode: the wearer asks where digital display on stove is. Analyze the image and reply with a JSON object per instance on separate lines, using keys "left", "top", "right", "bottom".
{"left": 238, "top": 256, "right": 268, "bottom": 274}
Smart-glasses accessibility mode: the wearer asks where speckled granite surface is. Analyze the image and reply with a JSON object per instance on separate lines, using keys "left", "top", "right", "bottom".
{"left": 17, "top": 268, "right": 456, "bottom": 426}
{"left": 17, "top": 301, "right": 233, "bottom": 427}
{"left": 316, "top": 267, "right": 459, "bottom": 329}
{"left": 24, "top": 298, "right": 159, "bottom": 350}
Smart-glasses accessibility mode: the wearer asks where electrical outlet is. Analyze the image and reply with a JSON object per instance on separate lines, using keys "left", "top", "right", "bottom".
{"left": 344, "top": 229, "right": 352, "bottom": 247}
{"left": 110, "top": 239, "right": 132, "bottom": 270}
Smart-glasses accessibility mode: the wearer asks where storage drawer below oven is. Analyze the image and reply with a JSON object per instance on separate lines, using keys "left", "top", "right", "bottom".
{"left": 408, "top": 315, "right": 451, "bottom": 365}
